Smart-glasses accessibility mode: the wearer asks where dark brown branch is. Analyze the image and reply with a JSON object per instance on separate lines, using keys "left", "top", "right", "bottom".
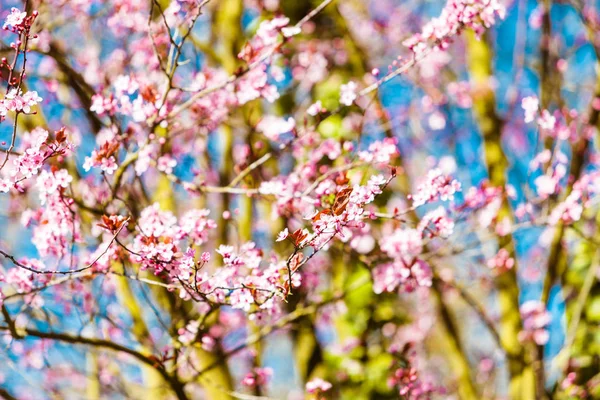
{"left": 0, "top": 325, "right": 189, "bottom": 400}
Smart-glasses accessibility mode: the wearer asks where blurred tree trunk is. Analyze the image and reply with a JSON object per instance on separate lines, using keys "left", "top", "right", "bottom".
{"left": 465, "top": 31, "right": 536, "bottom": 399}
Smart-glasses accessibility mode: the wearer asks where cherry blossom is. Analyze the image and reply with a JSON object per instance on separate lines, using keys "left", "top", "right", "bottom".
{"left": 537, "top": 110, "right": 556, "bottom": 131}
{"left": 3, "top": 8, "right": 27, "bottom": 30}
{"left": 408, "top": 168, "right": 461, "bottom": 207}
{"left": 256, "top": 116, "right": 295, "bottom": 142}
{"left": 306, "top": 377, "right": 332, "bottom": 394}
{"left": 518, "top": 300, "right": 551, "bottom": 345}
{"left": 522, "top": 96, "right": 539, "bottom": 123}
{"left": 340, "top": 81, "right": 357, "bottom": 106}
{"left": 486, "top": 248, "right": 515, "bottom": 273}
{"left": 0, "top": 1, "right": 598, "bottom": 398}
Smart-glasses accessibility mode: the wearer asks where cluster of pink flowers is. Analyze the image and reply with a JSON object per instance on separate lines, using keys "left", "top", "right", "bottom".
{"left": 0, "top": 89, "right": 43, "bottom": 121}
{"left": 537, "top": 110, "right": 556, "bottom": 131}
{"left": 549, "top": 191, "right": 583, "bottom": 225}
{"left": 388, "top": 366, "right": 438, "bottom": 399}
{"left": 373, "top": 228, "right": 433, "bottom": 294}
{"left": 523, "top": 98, "right": 585, "bottom": 144}
{"left": 534, "top": 162, "right": 567, "bottom": 199}
{"left": 447, "top": 81, "right": 473, "bottom": 108}
{"left": 256, "top": 115, "right": 295, "bottom": 142}
{"left": 3, "top": 8, "right": 29, "bottom": 32}
{"left": 521, "top": 96, "right": 539, "bottom": 123}
{"left": 460, "top": 183, "right": 502, "bottom": 210}
{"left": 107, "top": 0, "right": 148, "bottom": 34}
{"left": 185, "top": 65, "right": 279, "bottom": 130}
{"left": 418, "top": 206, "right": 455, "bottom": 238}
{"left": 83, "top": 140, "right": 120, "bottom": 175}
{"left": 258, "top": 138, "right": 397, "bottom": 221}
{"left": 292, "top": 48, "right": 329, "bottom": 90}
{"left": 358, "top": 138, "right": 399, "bottom": 164}
{"left": 0, "top": 258, "right": 51, "bottom": 309}
{"left": 3, "top": 266, "right": 34, "bottom": 294}
{"left": 309, "top": 175, "right": 388, "bottom": 248}
{"left": 156, "top": 154, "right": 177, "bottom": 175}
{"left": 241, "top": 367, "right": 273, "bottom": 388}
{"left": 206, "top": 242, "right": 301, "bottom": 315}
{"left": 20, "top": 169, "right": 80, "bottom": 259}
{"left": 235, "top": 65, "right": 280, "bottom": 104}
{"left": 559, "top": 372, "right": 588, "bottom": 399}
{"left": 486, "top": 248, "right": 515, "bottom": 273}
{"left": 129, "top": 205, "right": 303, "bottom": 315}
{"left": 408, "top": 168, "right": 461, "bottom": 207}
{"left": 177, "top": 319, "right": 200, "bottom": 345}
{"left": 238, "top": 17, "right": 294, "bottom": 64}
{"left": 186, "top": 69, "right": 237, "bottom": 130}
{"left": 340, "top": 81, "right": 357, "bottom": 106}
{"left": 130, "top": 203, "right": 216, "bottom": 279}
{"left": 3, "top": 0, "right": 595, "bottom": 396}
{"left": 403, "top": 0, "right": 506, "bottom": 53}
{"left": 518, "top": 300, "right": 551, "bottom": 345}
{"left": 547, "top": 172, "right": 600, "bottom": 225}
{"left": 0, "top": 127, "right": 73, "bottom": 193}
{"left": 90, "top": 75, "right": 161, "bottom": 123}
{"left": 89, "top": 94, "right": 118, "bottom": 117}
{"left": 306, "top": 377, "right": 332, "bottom": 394}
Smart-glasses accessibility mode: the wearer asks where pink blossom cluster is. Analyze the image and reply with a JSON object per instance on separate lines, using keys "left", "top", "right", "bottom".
{"left": 259, "top": 138, "right": 397, "bottom": 220}
{"left": 340, "top": 81, "right": 357, "bottom": 106}
{"left": 241, "top": 367, "right": 273, "bottom": 388}
{"left": 130, "top": 206, "right": 301, "bottom": 315}
{"left": 0, "top": 89, "right": 43, "bottom": 121}
{"left": 3, "top": 0, "right": 599, "bottom": 396}
{"left": 403, "top": 0, "right": 506, "bottom": 53}
{"left": 257, "top": 115, "right": 295, "bottom": 142}
{"left": 83, "top": 141, "right": 120, "bottom": 175}
{"left": 204, "top": 243, "right": 300, "bottom": 315}
{"left": 537, "top": 110, "right": 556, "bottom": 131}
{"left": 3, "top": 266, "right": 34, "bottom": 294}
{"left": 447, "top": 81, "right": 473, "bottom": 108}
{"left": 20, "top": 169, "right": 80, "bottom": 259}
{"left": 186, "top": 66, "right": 279, "bottom": 131}
{"left": 309, "top": 175, "right": 388, "bottom": 248}
{"left": 187, "top": 69, "right": 238, "bottom": 131}
{"left": 559, "top": 372, "right": 588, "bottom": 399}
{"left": 0, "top": 127, "right": 73, "bottom": 193}
{"left": 417, "top": 206, "right": 455, "bottom": 238}
{"left": 177, "top": 319, "right": 200, "bottom": 345}
{"left": 459, "top": 183, "right": 503, "bottom": 210}
{"left": 486, "top": 248, "right": 515, "bottom": 273}
{"left": 523, "top": 98, "right": 586, "bottom": 144}
{"left": 547, "top": 172, "right": 600, "bottom": 225}
{"left": 238, "top": 17, "right": 292, "bottom": 64}
{"left": 373, "top": 227, "right": 433, "bottom": 294}
{"left": 534, "top": 160, "right": 567, "bottom": 199}
{"left": 90, "top": 76, "right": 161, "bottom": 123}
{"left": 3, "top": 8, "right": 28, "bottom": 32}
{"left": 518, "top": 300, "right": 551, "bottom": 345}
{"left": 306, "top": 377, "right": 332, "bottom": 395}
{"left": 235, "top": 65, "right": 280, "bottom": 104}
{"left": 548, "top": 191, "right": 583, "bottom": 225}
{"left": 408, "top": 168, "right": 461, "bottom": 207}
{"left": 0, "top": 258, "right": 51, "bottom": 309}
{"left": 521, "top": 96, "right": 539, "bottom": 123}
{"left": 358, "top": 137, "right": 399, "bottom": 164}
{"left": 292, "top": 48, "right": 329, "bottom": 90}
{"left": 388, "top": 366, "right": 438, "bottom": 399}
{"left": 89, "top": 94, "right": 118, "bottom": 117}
{"left": 130, "top": 203, "right": 216, "bottom": 280}
{"left": 107, "top": 0, "right": 148, "bottom": 34}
